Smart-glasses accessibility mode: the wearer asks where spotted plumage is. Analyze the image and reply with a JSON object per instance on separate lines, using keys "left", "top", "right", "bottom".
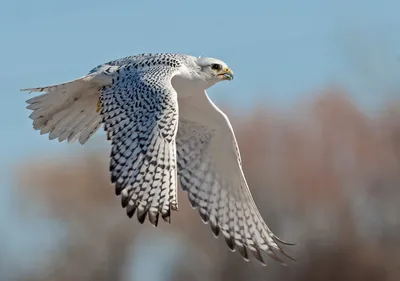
{"left": 21, "top": 53, "right": 295, "bottom": 265}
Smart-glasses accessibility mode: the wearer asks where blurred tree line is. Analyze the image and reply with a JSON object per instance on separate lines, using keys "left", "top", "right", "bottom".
{"left": 8, "top": 89, "right": 400, "bottom": 281}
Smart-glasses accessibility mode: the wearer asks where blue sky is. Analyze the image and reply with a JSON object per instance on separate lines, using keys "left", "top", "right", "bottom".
{"left": 1, "top": 0, "right": 400, "bottom": 278}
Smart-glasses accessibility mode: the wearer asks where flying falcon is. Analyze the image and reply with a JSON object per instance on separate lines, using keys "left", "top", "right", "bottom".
{"left": 21, "top": 53, "right": 295, "bottom": 265}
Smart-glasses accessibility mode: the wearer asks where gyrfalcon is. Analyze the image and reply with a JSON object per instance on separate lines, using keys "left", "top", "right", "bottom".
{"left": 21, "top": 53, "right": 295, "bottom": 265}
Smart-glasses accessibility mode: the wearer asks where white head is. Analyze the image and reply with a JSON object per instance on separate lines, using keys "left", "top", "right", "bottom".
{"left": 194, "top": 56, "right": 234, "bottom": 80}
{"left": 185, "top": 56, "right": 234, "bottom": 88}
{"left": 172, "top": 55, "right": 234, "bottom": 97}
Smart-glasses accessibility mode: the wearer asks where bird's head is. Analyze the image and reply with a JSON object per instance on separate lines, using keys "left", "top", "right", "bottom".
{"left": 173, "top": 55, "right": 234, "bottom": 94}
{"left": 194, "top": 57, "right": 234, "bottom": 83}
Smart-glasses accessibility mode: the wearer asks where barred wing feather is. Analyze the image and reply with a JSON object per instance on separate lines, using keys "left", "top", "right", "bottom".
{"left": 100, "top": 64, "right": 180, "bottom": 226}
{"left": 176, "top": 91, "right": 295, "bottom": 265}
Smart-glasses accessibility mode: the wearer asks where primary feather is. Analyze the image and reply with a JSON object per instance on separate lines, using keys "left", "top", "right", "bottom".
{"left": 21, "top": 53, "right": 295, "bottom": 265}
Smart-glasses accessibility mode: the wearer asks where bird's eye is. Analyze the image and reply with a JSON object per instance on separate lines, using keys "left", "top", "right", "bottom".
{"left": 211, "top": 64, "right": 222, "bottom": 71}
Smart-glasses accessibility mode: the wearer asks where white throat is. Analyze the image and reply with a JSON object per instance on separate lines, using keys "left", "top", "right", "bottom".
{"left": 171, "top": 67, "right": 218, "bottom": 99}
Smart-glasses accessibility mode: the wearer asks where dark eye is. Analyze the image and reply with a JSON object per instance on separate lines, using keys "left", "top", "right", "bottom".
{"left": 211, "top": 64, "right": 222, "bottom": 71}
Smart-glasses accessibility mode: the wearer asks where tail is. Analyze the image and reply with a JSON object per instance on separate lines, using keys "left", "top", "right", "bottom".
{"left": 21, "top": 76, "right": 103, "bottom": 144}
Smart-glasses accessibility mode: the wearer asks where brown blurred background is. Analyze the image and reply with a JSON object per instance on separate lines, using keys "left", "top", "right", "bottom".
{"left": 7, "top": 89, "right": 400, "bottom": 281}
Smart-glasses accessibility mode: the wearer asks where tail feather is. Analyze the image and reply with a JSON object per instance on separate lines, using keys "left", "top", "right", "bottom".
{"left": 22, "top": 76, "right": 102, "bottom": 144}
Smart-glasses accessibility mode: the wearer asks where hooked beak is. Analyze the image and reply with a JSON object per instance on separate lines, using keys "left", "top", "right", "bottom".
{"left": 218, "top": 67, "right": 234, "bottom": 81}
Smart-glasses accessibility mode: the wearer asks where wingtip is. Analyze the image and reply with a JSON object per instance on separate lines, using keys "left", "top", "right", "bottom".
{"left": 250, "top": 247, "right": 266, "bottom": 266}
{"left": 279, "top": 246, "right": 297, "bottom": 262}
{"left": 272, "top": 237, "right": 297, "bottom": 262}
{"left": 20, "top": 88, "right": 33, "bottom": 94}
{"left": 273, "top": 235, "right": 297, "bottom": 246}
{"left": 137, "top": 207, "right": 148, "bottom": 224}
{"left": 148, "top": 211, "right": 159, "bottom": 227}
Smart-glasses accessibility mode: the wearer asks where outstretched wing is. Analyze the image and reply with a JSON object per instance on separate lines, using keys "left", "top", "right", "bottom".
{"left": 176, "top": 91, "right": 295, "bottom": 265}
{"left": 100, "top": 62, "right": 180, "bottom": 226}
